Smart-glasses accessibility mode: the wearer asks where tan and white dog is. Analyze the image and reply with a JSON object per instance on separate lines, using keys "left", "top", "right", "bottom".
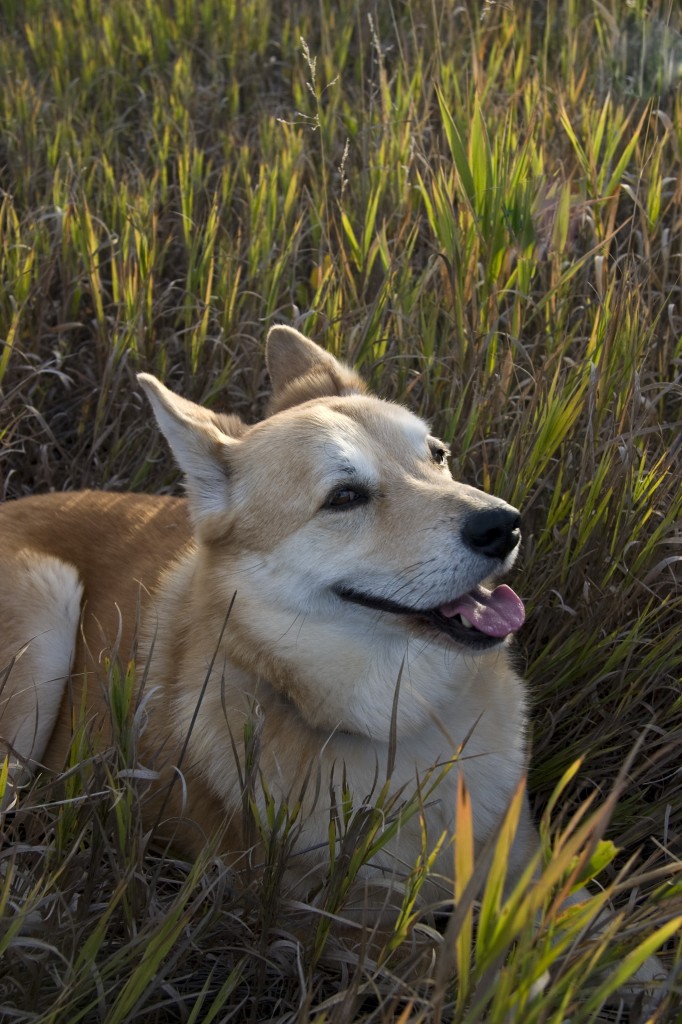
{"left": 0, "top": 327, "right": 538, "bottom": 901}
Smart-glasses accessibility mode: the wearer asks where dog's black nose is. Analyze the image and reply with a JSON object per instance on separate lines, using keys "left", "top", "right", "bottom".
{"left": 462, "top": 507, "right": 521, "bottom": 560}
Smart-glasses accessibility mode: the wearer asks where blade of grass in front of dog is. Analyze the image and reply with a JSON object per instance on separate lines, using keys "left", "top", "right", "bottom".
{"left": 453, "top": 773, "right": 474, "bottom": 1011}
{"left": 386, "top": 657, "right": 404, "bottom": 779}
{"left": 575, "top": 916, "right": 680, "bottom": 1021}
{"left": 384, "top": 818, "right": 447, "bottom": 957}
{"left": 151, "top": 595, "right": 236, "bottom": 836}
{"left": 475, "top": 779, "right": 528, "bottom": 961}
{"left": 457, "top": 770, "right": 630, "bottom": 1021}
{"left": 102, "top": 881, "right": 200, "bottom": 1024}
{"left": 0, "top": 755, "right": 8, "bottom": 808}
{"left": 0, "top": 868, "right": 30, "bottom": 958}
{"left": 433, "top": 781, "right": 549, "bottom": 1022}
{"left": 185, "top": 956, "right": 248, "bottom": 1024}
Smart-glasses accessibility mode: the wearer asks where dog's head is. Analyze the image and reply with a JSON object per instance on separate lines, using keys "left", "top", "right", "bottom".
{"left": 139, "top": 328, "right": 525, "bottom": 737}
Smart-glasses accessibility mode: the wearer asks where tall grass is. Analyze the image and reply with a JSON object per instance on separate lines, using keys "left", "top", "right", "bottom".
{"left": 1, "top": 0, "right": 681, "bottom": 1019}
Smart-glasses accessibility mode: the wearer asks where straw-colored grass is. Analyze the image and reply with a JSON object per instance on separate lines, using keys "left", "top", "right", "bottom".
{"left": 1, "top": 0, "right": 681, "bottom": 1020}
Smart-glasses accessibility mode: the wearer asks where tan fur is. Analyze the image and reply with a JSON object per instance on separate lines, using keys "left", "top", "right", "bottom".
{"left": 0, "top": 329, "right": 539, "bottom": 905}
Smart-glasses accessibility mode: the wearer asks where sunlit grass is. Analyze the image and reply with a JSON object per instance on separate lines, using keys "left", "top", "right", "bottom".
{"left": 1, "top": 0, "right": 681, "bottom": 1019}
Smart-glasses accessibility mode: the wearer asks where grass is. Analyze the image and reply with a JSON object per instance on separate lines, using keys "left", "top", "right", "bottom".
{"left": 1, "top": 0, "right": 681, "bottom": 1019}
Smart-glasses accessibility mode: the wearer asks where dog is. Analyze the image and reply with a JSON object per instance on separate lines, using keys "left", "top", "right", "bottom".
{"left": 1, "top": 326, "right": 668, "bottom": 1004}
{"left": 0, "top": 326, "right": 536, "bottom": 897}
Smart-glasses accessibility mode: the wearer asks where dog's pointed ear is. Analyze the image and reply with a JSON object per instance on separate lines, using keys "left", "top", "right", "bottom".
{"left": 265, "top": 326, "right": 365, "bottom": 413}
{"left": 138, "top": 373, "right": 245, "bottom": 537}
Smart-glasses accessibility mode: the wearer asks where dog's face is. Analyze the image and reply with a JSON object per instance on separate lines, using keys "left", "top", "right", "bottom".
{"left": 140, "top": 328, "right": 525, "bottom": 738}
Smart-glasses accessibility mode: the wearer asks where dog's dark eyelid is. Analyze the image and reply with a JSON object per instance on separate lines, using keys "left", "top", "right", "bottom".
{"left": 324, "top": 487, "right": 370, "bottom": 510}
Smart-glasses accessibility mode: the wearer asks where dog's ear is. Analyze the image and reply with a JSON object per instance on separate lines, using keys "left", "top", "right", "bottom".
{"left": 138, "top": 374, "right": 245, "bottom": 537}
{"left": 265, "top": 326, "right": 365, "bottom": 413}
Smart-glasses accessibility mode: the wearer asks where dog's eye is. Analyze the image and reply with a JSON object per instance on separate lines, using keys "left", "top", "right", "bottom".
{"left": 429, "top": 442, "right": 449, "bottom": 466}
{"left": 325, "top": 488, "right": 368, "bottom": 509}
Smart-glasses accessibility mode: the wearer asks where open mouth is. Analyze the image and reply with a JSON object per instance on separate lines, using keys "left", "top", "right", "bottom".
{"left": 335, "top": 583, "right": 525, "bottom": 649}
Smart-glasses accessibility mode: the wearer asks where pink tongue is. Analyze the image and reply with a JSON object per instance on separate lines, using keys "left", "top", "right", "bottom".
{"left": 439, "top": 585, "right": 525, "bottom": 638}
